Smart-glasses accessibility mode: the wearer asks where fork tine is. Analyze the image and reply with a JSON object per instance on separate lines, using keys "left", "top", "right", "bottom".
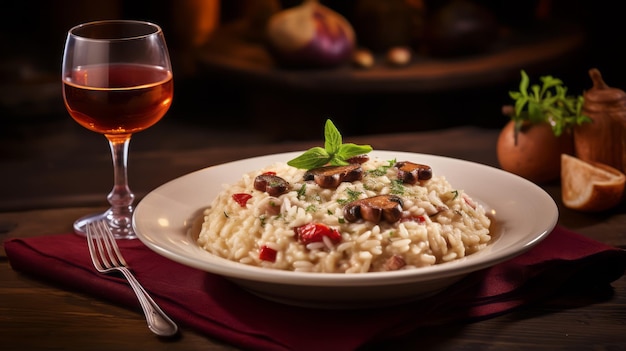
{"left": 93, "top": 221, "right": 113, "bottom": 269}
{"left": 86, "top": 222, "right": 104, "bottom": 271}
{"left": 97, "top": 221, "right": 128, "bottom": 267}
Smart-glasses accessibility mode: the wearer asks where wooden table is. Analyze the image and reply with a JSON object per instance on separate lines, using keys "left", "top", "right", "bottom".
{"left": 1, "top": 126, "right": 625, "bottom": 350}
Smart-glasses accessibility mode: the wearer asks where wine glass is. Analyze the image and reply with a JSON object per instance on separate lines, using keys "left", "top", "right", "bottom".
{"left": 62, "top": 20, "right": 173, "bottom": 239}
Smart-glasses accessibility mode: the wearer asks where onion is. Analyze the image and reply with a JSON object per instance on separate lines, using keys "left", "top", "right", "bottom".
{"left": 266, "top": 0, "right": 355, "bottom": 68}
{"left": 497, "top": 119, "right": 574, "bottom": 184}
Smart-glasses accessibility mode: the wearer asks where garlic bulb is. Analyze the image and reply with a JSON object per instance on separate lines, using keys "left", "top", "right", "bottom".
{"left": 266, "top": 0, "right": 355, "bottom": 68}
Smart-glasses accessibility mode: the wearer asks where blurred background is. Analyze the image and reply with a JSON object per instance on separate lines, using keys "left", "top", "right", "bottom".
{"left": 1, "top": 0, "right": 624, "bottom": 159}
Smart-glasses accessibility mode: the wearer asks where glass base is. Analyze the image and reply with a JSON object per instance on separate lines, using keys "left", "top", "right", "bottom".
{"left": 73, "top": 209, "right": 136, "bottom": 240}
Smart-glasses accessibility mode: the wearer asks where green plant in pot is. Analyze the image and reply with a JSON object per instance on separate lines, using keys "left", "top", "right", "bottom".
{"left": 496, "top": 70, "right": 590, "bottom": 183}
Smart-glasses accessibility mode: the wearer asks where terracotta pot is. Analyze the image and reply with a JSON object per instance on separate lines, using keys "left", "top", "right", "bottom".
{"left": 574, "top": 68, "right": 626, "bottom": 174}
{"left": 497, "top": 120, "right": 574, "bottom": 183}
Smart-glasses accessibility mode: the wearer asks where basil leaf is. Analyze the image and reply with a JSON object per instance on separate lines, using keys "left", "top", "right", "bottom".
{"left": 324, "top": 119, "right": 342, "bottom": 154}
{"left": 287, "top": 119, "right": 373, "bottom": 169}
{"left": 328, "top": 156, "right": 350, "bottom": 166}
{"left": 337, "top": 143, "right": 373, "bottom": 159}
{"left": 286, "top": 147, "right": 329, "bottom": 169}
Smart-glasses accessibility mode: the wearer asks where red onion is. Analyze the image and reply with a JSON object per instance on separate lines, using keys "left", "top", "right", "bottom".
{"left": 266, "top": 0, "right": 355, "bottom": 68}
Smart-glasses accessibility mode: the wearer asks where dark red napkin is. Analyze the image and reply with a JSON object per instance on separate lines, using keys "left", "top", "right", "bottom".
{"left": 4, "top": 225, "right": 626, "bottom": 351}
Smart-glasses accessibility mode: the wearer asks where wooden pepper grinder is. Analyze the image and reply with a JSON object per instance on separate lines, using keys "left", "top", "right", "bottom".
{"left": 574, "top": 68, "right": 626, "bottom": 173}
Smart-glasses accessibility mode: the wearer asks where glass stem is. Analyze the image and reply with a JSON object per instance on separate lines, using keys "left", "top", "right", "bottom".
{"left": 106, "top": 134, "right": 135, "bottom": 231}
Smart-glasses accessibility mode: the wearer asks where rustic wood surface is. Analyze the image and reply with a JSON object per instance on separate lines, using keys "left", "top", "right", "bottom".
{"left": 1, "top": 127, "right": 625, "bottom": 350}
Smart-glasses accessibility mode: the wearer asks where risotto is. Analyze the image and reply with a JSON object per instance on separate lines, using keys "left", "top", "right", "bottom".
{"left": 197, "top": 157, "right": 492, "bottom": 273}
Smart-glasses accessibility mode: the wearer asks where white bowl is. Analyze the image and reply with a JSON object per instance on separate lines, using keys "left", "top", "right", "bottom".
{"left": 133, "top": 151, "right": 558, "bottom": 308}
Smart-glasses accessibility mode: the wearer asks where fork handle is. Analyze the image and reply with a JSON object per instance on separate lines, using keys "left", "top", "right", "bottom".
{"left": 117, "top": 266, "right": 179, "bottom": 336}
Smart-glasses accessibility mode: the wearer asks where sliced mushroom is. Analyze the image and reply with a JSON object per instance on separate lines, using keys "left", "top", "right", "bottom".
{"left": 343, "top": 194, "right": 403, "bottom": 223}
{"left": 395, "top": 161, "right": 432, "bottom": 184}
{"left": 345, "top": 154, "right": 370, "bottom": 164}
{"left": 254, "top": 173, "right": 289, "bottom": 196}
{"left": 303, "top": 164, "right": 363, "bottom": 189}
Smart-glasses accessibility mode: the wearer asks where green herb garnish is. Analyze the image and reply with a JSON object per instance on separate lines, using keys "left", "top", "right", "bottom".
{"left": 391, "top": 179, "right": 405, "bottom": 195}
{"left": 368, "top": 158, "right": 396, "bottom": 176}
{"left": 337, "top": 188, "right": 362, "bottom": 205}
{"left": 287, "top": 119, "right": 373, "bottom": 169}
{"left": 345, "top": 188, "right": 362, "bottom": 201}
{"left": 297, "top": 184, "right": 307, "bottom": 199}
{"left": 507, "top": 70, "right": 590, "bottom": 137}
{"left": 451, "top": 190, "right": 459, "bottom": 200}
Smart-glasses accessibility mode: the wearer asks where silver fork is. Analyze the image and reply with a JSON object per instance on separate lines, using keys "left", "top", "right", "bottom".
{"left": 86, "top": 220, "right": 178, "bottom": 337}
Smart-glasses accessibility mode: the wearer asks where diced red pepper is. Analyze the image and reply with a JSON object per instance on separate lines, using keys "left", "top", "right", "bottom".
{"left": 294, "top": 223, "right": 342, "bottom": 245}
{"left": 232, "top": 193, "right": 252, "bottom": 207}
{"left": 259, "top": 245, "right": 277, "bottom": 262}
{"left": 262, "top": 171, "right": 276, "bottom": 176}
